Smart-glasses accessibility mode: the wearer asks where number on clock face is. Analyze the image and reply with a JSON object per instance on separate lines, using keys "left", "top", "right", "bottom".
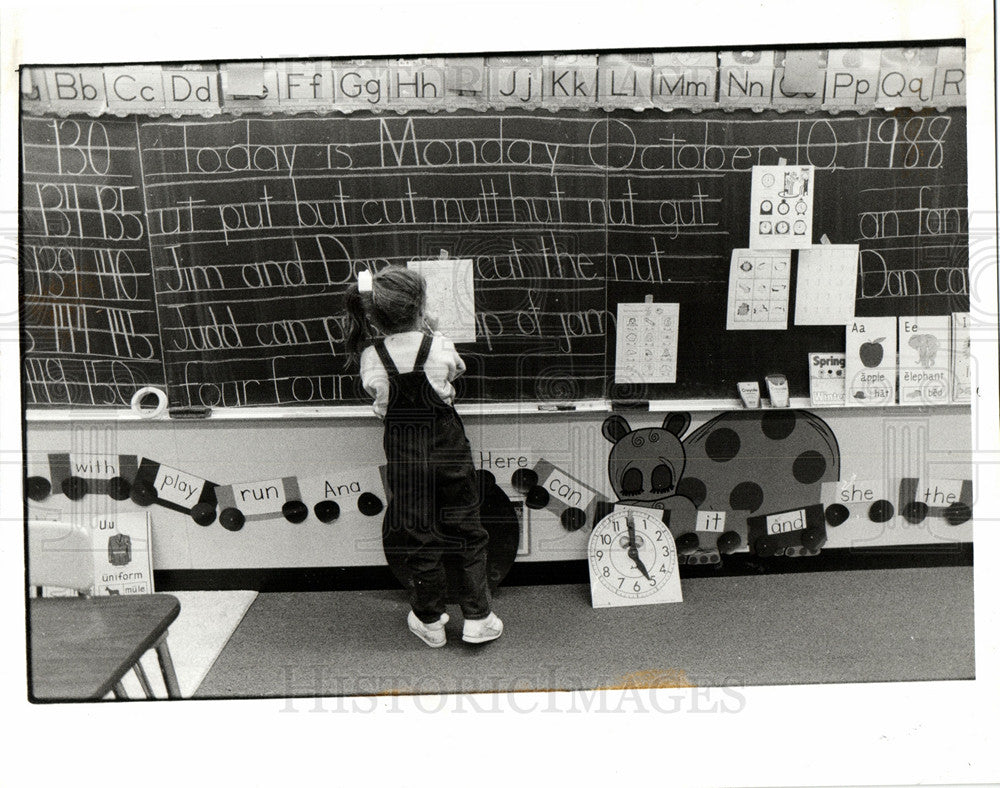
{"left": 589, "top": 510, "right": 674, "bottom": 599}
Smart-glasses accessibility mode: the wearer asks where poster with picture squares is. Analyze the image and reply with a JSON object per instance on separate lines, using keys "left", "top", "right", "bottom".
{"left": 726, "top": 249, "right": 791, "bottom": 330}
{"left": 749, "top": 165, "right": 815, "bottom": 249}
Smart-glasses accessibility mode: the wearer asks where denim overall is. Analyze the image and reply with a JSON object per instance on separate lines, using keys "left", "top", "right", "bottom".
{"left": 375, "top": 333, "right": 491, "bottom": 624}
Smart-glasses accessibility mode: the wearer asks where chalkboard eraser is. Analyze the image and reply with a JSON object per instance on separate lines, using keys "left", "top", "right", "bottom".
{"left": 611, "top": 400, "right": 649, "bottom": 411}
{"left": 168, "top": 406, "right": 213, "bottom": 420}
{"left": 538, "top": 403, "right": 576, "bottom": 412}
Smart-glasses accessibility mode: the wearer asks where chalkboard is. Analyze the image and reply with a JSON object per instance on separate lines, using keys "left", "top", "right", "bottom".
{"left": 20, "top": 108, "right": 969, "bottom": 407}
{"left": 21, "top": 116, "right": 166, "bottom": 407}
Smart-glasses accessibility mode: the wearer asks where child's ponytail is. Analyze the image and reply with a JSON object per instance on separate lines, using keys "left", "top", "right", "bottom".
{"left": 344, "top": 282, "right": 374, "bottom": 365}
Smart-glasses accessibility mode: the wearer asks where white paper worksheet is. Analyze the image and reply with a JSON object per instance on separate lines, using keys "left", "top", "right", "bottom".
{"left": 406, "top": 258, "right": 477, "bottom": 343}
{"left": 795, "top": 244, "right": 859, "bottom": 325}
{"left": 726, "top": 249, "right": 791, "bottom": 330}
{"left": 614, "top": 301, "right": 679, "bottom": 384}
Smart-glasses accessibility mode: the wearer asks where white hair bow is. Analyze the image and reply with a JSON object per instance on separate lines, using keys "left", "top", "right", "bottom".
{"left": 357, "top": 270, "right": 373, "bottom": 293}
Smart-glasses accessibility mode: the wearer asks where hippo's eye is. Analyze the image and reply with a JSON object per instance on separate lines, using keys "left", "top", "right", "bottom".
{"left": 650, "top": 464, "right": 673, "bottom": 494}
{"left": 621, "top": 468, "right": 643, "bottom": 495}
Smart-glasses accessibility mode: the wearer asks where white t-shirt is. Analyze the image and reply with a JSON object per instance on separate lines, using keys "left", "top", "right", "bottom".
{"left": 359, "top": 331, "right": 466, "bottom": 418}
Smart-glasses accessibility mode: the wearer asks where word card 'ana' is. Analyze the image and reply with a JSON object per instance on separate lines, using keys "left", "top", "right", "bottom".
{"left": 795, "top": 244, "right": 859, "bottom": 325}
{"left": 407, "top": 258, "right": 477, "bottom": 343}
{"left": 615, "top": 301, "right": 679, "bottom": 384}
{"left": 749, "top": 165, "right": 815, "bottom": 250}
{"left": 726, "top": 249, "right": 791, "bottom": 330}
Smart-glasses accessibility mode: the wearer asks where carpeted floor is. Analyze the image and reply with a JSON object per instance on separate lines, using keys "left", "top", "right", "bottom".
{"left": 193, "top": 566, "right": 974, "bottom": 698}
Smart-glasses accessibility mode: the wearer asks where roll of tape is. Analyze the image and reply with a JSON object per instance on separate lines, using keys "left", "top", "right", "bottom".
{"left": 131, "top": 387, "right": 168, "bottom": 419}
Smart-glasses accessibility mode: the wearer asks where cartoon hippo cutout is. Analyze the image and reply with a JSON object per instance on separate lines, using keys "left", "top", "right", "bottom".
{"left": 603, "top": 410, "right": 842, "bottom": 564}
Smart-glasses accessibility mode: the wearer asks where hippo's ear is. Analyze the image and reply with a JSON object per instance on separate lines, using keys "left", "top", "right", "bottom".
{"left": 662, "top": 412, "right": 691, "bottom": 438}
{"left": 602, "top": 415, "right": 631, "bottom": 444}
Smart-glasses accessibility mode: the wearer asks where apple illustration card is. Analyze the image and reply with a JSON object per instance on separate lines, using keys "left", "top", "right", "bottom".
{"left": 845, "top": 318, "right": 897, "bottom": 406}
{"left": 898, "top": 315, "right": 951, "bottom": 406}
{"left": 794, "top": 244, "right": 859, "bottom": 325}
{"left": 726, "top": 249, "right": 791, "bottom": 330}
{"left": 952, "top": 312, "right": 972, "bottom": 403}
{"left": 749, "top": 165, "right": 815, "bottom": 250}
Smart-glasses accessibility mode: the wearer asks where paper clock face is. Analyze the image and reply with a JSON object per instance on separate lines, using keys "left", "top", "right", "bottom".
{"left": 587, "top": 507, "right": 682, "bottom": 608}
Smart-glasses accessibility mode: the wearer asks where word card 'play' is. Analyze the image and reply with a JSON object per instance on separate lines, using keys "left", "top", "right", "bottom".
{"left": 614, "top": 301, "right": 679, "bottom": 384}
{"left": 726, "top": 249, "right": 791, "bottom": 330}
{"left": 749, "top": 165, "right": 815, "bottom": 250}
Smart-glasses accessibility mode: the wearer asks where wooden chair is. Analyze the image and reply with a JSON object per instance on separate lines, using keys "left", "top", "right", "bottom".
{"left": 27, "top": 519, "right": 181, "bottom": 699}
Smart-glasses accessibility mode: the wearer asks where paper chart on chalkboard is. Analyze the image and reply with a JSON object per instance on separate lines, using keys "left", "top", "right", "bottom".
{"left": 614, "top": 302, "right": 679, "bottom": 384}
{"left": 795, "top": 244, "right": 859, "bottom": 325}
{"left": 726, "top": 249, "right": 791, "bottom": 330}
{"left": 749, "top": 164, "right": 815, "bottom": 250}
{"left": 406, "top": 258, "right": 477, "bottom": 343}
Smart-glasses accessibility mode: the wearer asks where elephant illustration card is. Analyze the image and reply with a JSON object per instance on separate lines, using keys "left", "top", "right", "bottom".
{"left": 898, "top": 315, "right": 951, "bottom": 406}
{"left": 845, "top": 318, "right": 897, "bottom": 406}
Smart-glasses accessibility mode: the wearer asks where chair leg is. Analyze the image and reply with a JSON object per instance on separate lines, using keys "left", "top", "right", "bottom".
{"left": 154, "top": 635, "right": 182, "bottom": 699}
{"left": 112, "top": 682, "right": 128, "bottom": 699}
{"left": 133, "top": 661, "right": 155, "bottom": 698}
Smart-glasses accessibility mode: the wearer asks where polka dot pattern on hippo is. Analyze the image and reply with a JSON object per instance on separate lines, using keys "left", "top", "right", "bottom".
{"left": 679, "top": 410, "right": 840, "bottom": 548}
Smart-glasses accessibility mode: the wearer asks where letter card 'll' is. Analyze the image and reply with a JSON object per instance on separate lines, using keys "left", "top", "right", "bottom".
{"left": 615, "top": 301, "right": 679, "bottom": 384}
{"left": 749, "top": 165, "right": 815, "bottom": 250}
{"left": 898, "top": 315, "right": 951, "bottom": 406}
{"left": 407, "top": 258, "right": 477, "bottom": 343}
{"left": 845, "top": 317, "right": 897, "bottom": 406}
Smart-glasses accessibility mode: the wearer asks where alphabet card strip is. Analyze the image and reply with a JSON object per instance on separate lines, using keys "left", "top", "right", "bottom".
{"left": 726, "top": 249, "right": 791, "bottom": 330}
{"left": 614, "top": 301, "right": 679, "bottom": 384}
{"left": 795, "top": 244, "right": 859, "bottom": 325}
{"left": 749, "top": 165, "right": 815, "bottom": 249}
{"left": 407, "top": 257, "right": 477, "bottom": 343}
{"left": 898, "top": 315, "right": 951, "bottom": 405}
{"left": 845, "top": 317, "right": 897, "bottom": 406}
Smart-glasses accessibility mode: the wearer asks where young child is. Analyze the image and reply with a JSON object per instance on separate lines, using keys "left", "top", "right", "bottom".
{"left": 344, "top": 266, "right": 503, "bottom": 648}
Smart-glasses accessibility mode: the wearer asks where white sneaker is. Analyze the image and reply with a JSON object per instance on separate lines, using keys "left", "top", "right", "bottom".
{"left": 462, "top": 612, "right": 503, "bottom": 644}
{"left": 407, "top": 611, "right": 449, "bottom": 648}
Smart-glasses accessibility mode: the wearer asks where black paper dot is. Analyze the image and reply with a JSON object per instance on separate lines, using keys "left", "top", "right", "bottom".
{"left": 792, "top": 450, "right": 827, "bottom": 484}
{"left": 26, "top": 476, "right": 51, "bottom": 502}
{"left": 801, "top": 529, "right": 823, "bottom": 549}
{"left": 314, "top": 500, "right": 341, "bottom": 523}
{"left": 357, "top": 493, "right": 384, "bottom": 516}
{"left": 525, "top": 486, "right": 549, "bottom": 509}
{"left": 219, "top": 507, "right": 245, "bottom": 531}
{"left": 902, "top": 501, "right": 929, "bottom": 524}
{"left": 560, "top": 507, "right": 587, "bottom": 531}
{"left": 825, "top": 503, "right": 849, "bottom": 526}
{"left": 753, "top": 536, "right": 776, "bottom": 557}
{"left": 761, "top": 410, "right": 796, "bottom": 440}
{"left": 675, "top": 477, "right": 708, "bottom": 507}
{"left": 282, "top": 500, "right": 308, "bottom": 524}
{"left": 62, "top": 476, "right": 88, "bottom": 501}
{"left": 717, "top": 531, "right": 741, "bottom": 553}
{"left": 944, "top": 502, "right": 972, "bottom": 525}
{"left": 729, "top": 481, "right": 764, "bottom": 512}
{"left": 190, "top": 503, "right": 217, "bottom": 527}
{"left": 868, "top": 499, "right": 894, "bottom": 523}
{"left": 705, "top": 428, "right": 741, "bottom": 462}
{"left": 675, "top": 533, "right": 699, "bottom": 553}
{"left": 130, "top": 479, "right": 157, "bottom": 506}
{"left": 511, "top": 468, "right": 538, "bottom": 494}
{"left": 107, "top": 477, "right": 131, "bottom": 501}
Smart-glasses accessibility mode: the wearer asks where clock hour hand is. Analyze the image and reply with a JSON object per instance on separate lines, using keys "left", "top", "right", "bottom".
{"left": 625, "top": 512, "right": 651, "bottom": 580}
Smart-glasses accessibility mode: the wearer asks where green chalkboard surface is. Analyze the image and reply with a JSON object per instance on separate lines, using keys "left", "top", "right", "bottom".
{"left": 20, "top": 108, "right": 969, "bottom": 407}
